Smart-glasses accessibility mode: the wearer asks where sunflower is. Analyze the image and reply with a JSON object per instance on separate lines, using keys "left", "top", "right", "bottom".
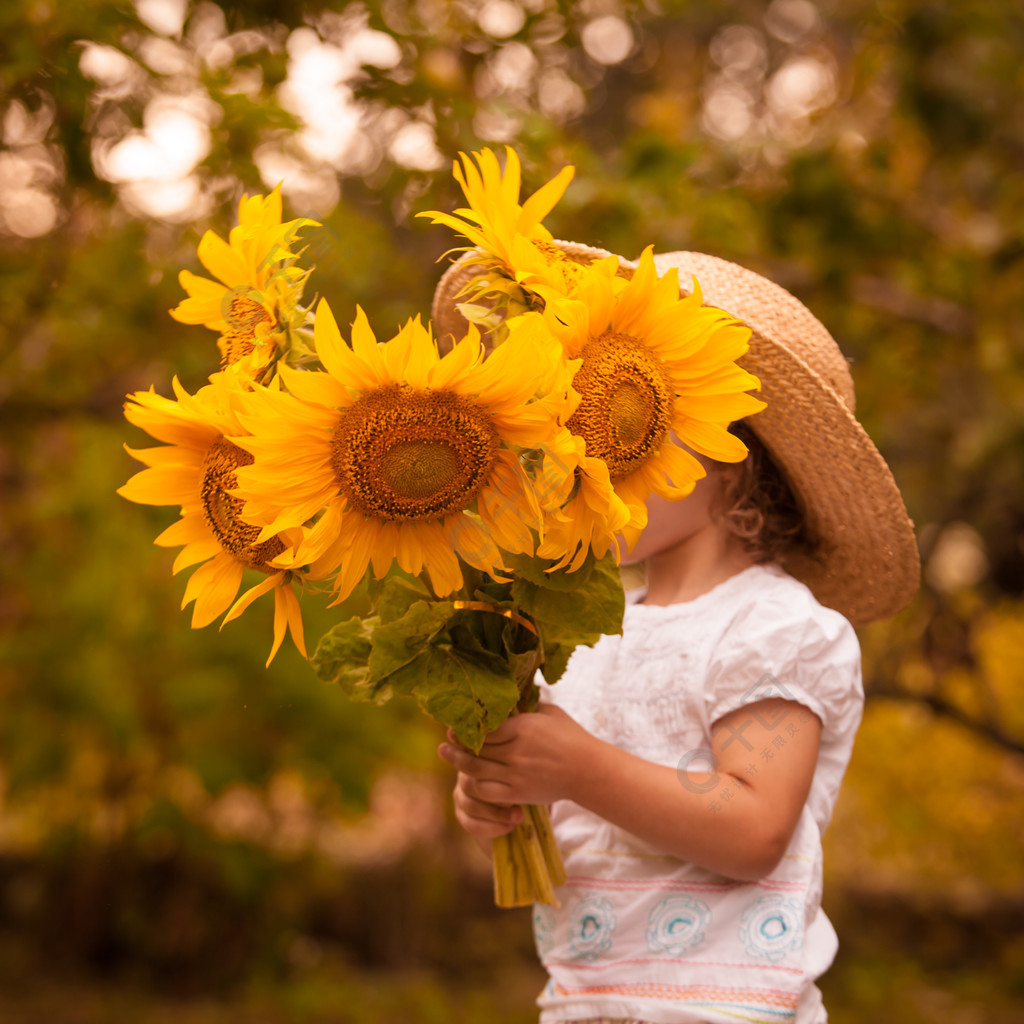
{"left": 170, "top": 186, "right": 318, "bottom": 378}
{"left": 531, "top": 428, "right": 633, "bottom": 572}
{"left": 117, "top": 373, "right": 309, "bottom": 666}
{"left": 535, "top": 246, "right": 766, "bottom": 560}
{"left": 417, "top": 148, "right": 597, "bottom": 326}
{"left": 231, "top": 301, "right": 563, "bottom": 604}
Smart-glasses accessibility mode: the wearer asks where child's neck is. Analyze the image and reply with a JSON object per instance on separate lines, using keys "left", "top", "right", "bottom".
{"left": 642, "top": 523, "right": 756, "bottom": 606}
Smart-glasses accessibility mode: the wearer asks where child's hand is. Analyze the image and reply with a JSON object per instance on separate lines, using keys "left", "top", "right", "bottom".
{"left": 438, "top": 702, "right": 591, "bottom": 811}
{"left": 450, "top": 770, "right": 524, "bottom": 845}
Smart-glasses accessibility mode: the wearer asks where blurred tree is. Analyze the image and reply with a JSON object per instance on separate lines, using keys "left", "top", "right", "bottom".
{"left": 0, "top": 4, "right": 1022, "bottom": 1002}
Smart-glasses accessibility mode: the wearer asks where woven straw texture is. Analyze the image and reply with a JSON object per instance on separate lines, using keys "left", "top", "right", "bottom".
{"left": 431, "top": 247, "right": 920, "bottom": 626}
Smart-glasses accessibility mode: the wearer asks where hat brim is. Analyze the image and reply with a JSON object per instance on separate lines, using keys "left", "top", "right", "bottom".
{"left": 431, "top": 246, "right": 920, "bottom": 625}
{"left": 649, "top": 251, "right": 919, "bottom": 626}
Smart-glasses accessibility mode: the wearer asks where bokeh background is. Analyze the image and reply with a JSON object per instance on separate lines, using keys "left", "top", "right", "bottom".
{"left": 2, "top": 0, "right": 1023, "bottom": 1021}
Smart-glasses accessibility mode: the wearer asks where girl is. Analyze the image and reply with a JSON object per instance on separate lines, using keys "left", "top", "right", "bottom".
{"left": 437, "top": 250, "right": 919, "bottom": 1024}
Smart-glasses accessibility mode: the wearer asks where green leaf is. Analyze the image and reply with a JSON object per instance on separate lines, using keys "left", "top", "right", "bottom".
{"left": 322, "top": 573, "right": 378, "bottom": 621}
{"left": 504, "top": 551, "right": 594, "bottom": 591}
{"left": 512, "top": 554, "right": 624, "bottom": 638}
{"left": 473, "top": 579, "right": 514, "bottom": 605}
{"left": 376, "top": 574, "right": 433, "bottom": 624}
{"left": 501, "top": 617, "right": 542, "bottom": 688}
{"left": 410, "top": 644, "right": 519, "bottom": 753}
{"left": 511, "top": 553, "right": 625, "bottom": 684}
{"left": 311, "top": 616, "right": 379, "bottom": 700}
{"left": 367, "top": 600, "right": 456, "bottom": 691}
{"left": 362, "top": 599, "right": 522, "bottom": 751}
{"left": 533, "top": 627, "right": 583, "bottom": 685}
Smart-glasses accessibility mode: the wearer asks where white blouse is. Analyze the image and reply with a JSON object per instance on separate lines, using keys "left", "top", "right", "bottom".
{"left": 534, "top": 563, "right": 863, "bottom": 1024}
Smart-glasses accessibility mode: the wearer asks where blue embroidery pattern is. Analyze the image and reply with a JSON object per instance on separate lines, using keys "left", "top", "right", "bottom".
{"left": 645, "top": 895, "right": 711, "bottom": 955}
{"left": 568, "top": 893, "right": 618, "bottom": 961}
{"left": 533, "top": 904, "right": 555, "bottom": 955}
{"left": 738, "top": 895, "right": 805, "bottom": 963}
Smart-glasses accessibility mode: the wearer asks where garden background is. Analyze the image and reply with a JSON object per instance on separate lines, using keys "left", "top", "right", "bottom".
{"left": 1, "top": 0, "right": 1022, "bottom": 1021}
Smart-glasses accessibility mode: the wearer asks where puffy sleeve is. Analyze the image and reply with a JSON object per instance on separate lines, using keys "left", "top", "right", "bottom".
{"left": 703, "top": 574, "right": 863, "bottom": 831}
{"left": 704, "top": 576, "right": 863, "bottom": 748}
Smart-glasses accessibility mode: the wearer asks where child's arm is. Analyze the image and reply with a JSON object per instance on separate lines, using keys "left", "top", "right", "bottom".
{"left": 438, "top": 697, "right": 821, "bottom": 882}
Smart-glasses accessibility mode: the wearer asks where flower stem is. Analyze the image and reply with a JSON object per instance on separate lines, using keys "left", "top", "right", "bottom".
{"left": 492, "top": 804, "right": 565, "bottom": 907}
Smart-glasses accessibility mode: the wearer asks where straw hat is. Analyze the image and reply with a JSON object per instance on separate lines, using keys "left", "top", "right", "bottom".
{"left": 431, "top": 246, "right": 920, "bottom": 626}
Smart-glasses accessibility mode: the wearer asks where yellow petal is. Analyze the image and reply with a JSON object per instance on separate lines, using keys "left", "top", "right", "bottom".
{"left": 519, "top": 164, "right": 574, "bottom": 229}
{"left": 418, "top": 521, "right": 466, "bottom": 596}
{"left": 313, "top": 299, "right": 380, "bottom": 394}
{"left": 171, "top": 537, "right": 223, "bottom": 574}
{"left": 197, "top": 229, "right": 249, "bottom": 289}
{"left": 266, "top": 582, "right": 303, "bottom": 666}
{"left": 117, "top": 465, "right": 199, "bottom": 507}
{"left": 660, "top": 441, "right": 706, "bottom": 489}
{"left": 223, "top": 571, "right": 282, "bottom": 626}
{"left": 329, "top": 530, "right": 374, "bottom": 605}
{"left": 370, "top": 520, "right": 400, "bottom": 579}
{"left": 674, "top": 419, "right": 751, "bottom": 463}
{"left": 277, "top": 363, "right": 351, "bottom": 409}
{"left": 170, "top": 271, "right": 228, "bottom": 327}
{"left": 155, "top": 513, "right": 211, "bottom": 547}
{"left": 395, "top": 521, "right": 425, "bottom": 578}
{"left": 349, "top": 305, "right": 392, "bottom": 385}
{"left": 448, "top": 515, "right": 506, "bottom": 575}
{"left": 183, "top": 553, "right": 245, "bottom": 627}
{"left": 384, "top": 316, "right": 435, "bottom": 388}
{"left": 677, "top": 392, "right": 768, "bottom": 423}
{"left": 429, "top": 327, "right": 482, "bottom": 390}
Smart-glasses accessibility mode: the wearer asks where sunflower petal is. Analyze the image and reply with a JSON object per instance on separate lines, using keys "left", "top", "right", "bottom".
{"left": 171, "top": 536, "right": 224, "bottom": 573}
{"left": 266, "top": 582, "right": 306, "bottom": 666}
{"left": 519, "top": 165, "right": 574, "bottom": 229}
{"left": 328, "top": 518, "right": 376, "bottom": 604}
{"left": 419, "top": 522, "right": 466, "bottom": 595}
{"left": 183, "top": 553, "right": 245, "bottom": 627}
{"left": 675, "top": 419, "right": 752, "bottom": 463}
{"left": 197, "top": 230, "right": 249, "bottom": 288}
{"left": 223, "top": 571, "right": 282, "bottom": 626}
{"left": 170, "top": 271, "right": 228, "bottom": 327}
{"left": 117, "top": 465, "right": 200, "bottom": 506}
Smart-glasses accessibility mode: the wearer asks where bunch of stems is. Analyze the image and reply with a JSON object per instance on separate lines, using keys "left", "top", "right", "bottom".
{"left": 491, "top": 647, "right": 566, "bottom": 907}
{"left": 493, "top": 799, "right": 566, "bottom": 906}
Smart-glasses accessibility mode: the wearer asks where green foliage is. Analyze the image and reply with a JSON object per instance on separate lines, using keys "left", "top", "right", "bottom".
{"left": 312, "top": 556, "right": 625, "bottom": 752}
{"left": 309, "top": 616, "right": 375, "bottom": 699}
{"left": 509, "top": 553, "right": 626, "bottom": 683}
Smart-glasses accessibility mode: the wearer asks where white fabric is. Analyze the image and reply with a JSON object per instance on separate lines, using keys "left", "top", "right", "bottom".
{"left": 533, "top": 563, "right": 863, "bottom": 1024}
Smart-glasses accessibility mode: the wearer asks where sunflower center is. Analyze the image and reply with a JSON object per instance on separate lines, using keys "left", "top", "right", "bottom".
{"left": 379, "top": 440, "right": 462, "bottom": 500}
{"left": 219, "top": 292, "right": 274, "bottom": 369}
{"left": 200, "top": 438, "right": 284, "bottom": 572}
{"left": 220, "top": 328, "right": 257, "bottom": 366}
{"left": 331, "top": 384, "right": 500, "bottom": 522}
{"left": 608, "top": 381, "right": 649, "bottom": 447}
{"left": 566, "top": 331, "right": 674, "bottom": 481}
{"left": 227, "top": 293, "right": 272, "bottom": 332}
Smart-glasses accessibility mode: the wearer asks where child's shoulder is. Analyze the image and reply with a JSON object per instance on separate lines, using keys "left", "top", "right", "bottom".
{"left": 741, "top": 561, "right": 851, "bottom": 618}
{"left": 622, "top": 563, "right": 858, "bottom": 657}
{"left": 713, "top": 561, "right": 854, "bottom": 632}
{"left": 712, "top": 564, "right": 861, "bottom": 675}
{"left": 626, "top": 563, "right": 843, "bottom": 623}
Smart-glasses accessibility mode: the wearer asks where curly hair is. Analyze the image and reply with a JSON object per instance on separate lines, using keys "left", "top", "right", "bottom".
{"left": 716, "top": 420, "right": 818, "bottom": 566}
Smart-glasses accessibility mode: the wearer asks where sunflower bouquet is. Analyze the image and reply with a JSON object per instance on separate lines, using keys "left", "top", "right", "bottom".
{"left": 119, "top": 148, "right": 764, "bottom": 907}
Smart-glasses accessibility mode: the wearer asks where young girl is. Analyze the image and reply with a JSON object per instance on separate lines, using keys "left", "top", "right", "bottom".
{"left": 437, "top": 250, "right": 919, "bottom": 1024}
